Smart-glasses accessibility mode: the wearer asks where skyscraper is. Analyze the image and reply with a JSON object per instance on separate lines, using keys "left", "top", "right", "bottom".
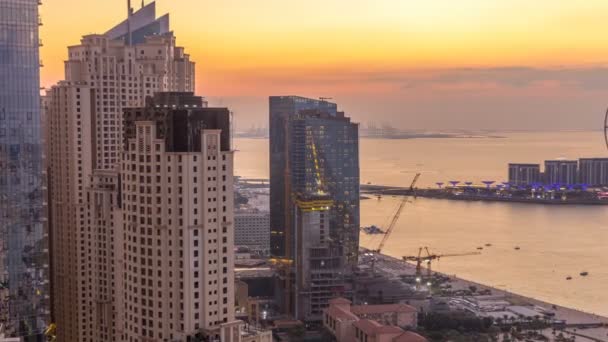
{"left": 45, "top": 3, "right": 195, "bottom": 341}
{"left": 120, "top": 92, "right": 239, "bottom": 341}
{"left": 269, "top": 96, "right": 359, "bottom": 318}
{"left": 269, "top": 96, "right": 338, "bottom": 259}
{"left": 0, "top": 0, "right": 49, "bottom": 338}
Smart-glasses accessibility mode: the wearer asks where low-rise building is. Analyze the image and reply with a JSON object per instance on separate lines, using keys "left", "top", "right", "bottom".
{"left": 324, "top": 298, "right": 424, "bottom": 342}
{"left": 544, "top": 160, "right": 578, "bottom": 185}
{"left": 354, "top": 319, "right": 426, "bottom": 342}
{"left": 508, "top": 164, "right": 541, "bottom": 186}
{"left": 351, "top": 303, "right": 418, "bottom": 327}
{"left": 240, "top": 326, "right": 273, "bottom": 342}
{"left": 579, "top": 158, "right": 608, "bottom": 186}
{"left": 235, "top": 208, "right": 270, "bottom": 254}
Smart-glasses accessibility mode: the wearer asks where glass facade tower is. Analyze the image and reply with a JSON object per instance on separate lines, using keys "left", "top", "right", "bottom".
{"left": 269, "top": 95, "right": 359, "bottom": 264}
{"left": 0, "top": 0, "right": 49, "bottom": 338}
{"left": 269, "top": 96, "right": 339, "bottom": 259}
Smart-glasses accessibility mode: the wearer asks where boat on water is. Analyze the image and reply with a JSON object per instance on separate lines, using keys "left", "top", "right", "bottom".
{"left": 514, "top": 246, "right": 521, "bottom": 250}
{"left": 477, "top": 247, "right": 483, "bottom": 250}
{"left": 580, "top": 271, "right": 589, "bottom": 276}
{"left": 566, "top": 276, "right": 572, "bottom": 280}
{"left": 485, "top": 243, "right": 492, "bottom": 247}
{"left": 362, "top": 225, "right": 385, "bottom": 235}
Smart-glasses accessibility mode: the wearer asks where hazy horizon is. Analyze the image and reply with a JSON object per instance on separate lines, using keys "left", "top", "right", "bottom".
{"left": 41, "top": 0, "right": 608, "bottom": 130}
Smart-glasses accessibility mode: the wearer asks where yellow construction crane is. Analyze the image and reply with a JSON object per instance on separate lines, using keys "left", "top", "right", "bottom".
{"left": 367, "top": 173, "right": 420, "bottom": 274}
{"left": 44, "top": 323, "right": 56, "bottom": 341}
{"left": 402, "top": 247, "right": 480, "bottom": 283}
{"left": 371, "top": 173, "right": 421, "bottom": 254}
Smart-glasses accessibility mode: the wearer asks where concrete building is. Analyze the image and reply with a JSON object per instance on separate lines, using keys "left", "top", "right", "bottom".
{"left": 579, "top": 158, "right": 608, "bottom": 186}
{"left": 269, "top": 96, "right": 359, "bottom": 318}
{"left": 120, "top": 92, "right": 239, "bottom": 340}
{"left": 508, "top": 163, "right": 540, "bottom": 186}
{"left": 544, "top": 160, "right": 577, "bottom": 185}
{"left": 45, "top": 82, "right": 96, "bottom": 341}
{"left": 294, "top": 196, "right": 350, "bottom": 321}
{"left": 45, "top": 3, "right": 195, "bottom": 341}
{"left": 353, "top": 320, "right": 426, "bottom": 342}
{"left": 235, "top": 208, "right": 270, "bottom": 254}
{"left": 0, "top": 0, "right": 50, "bottom": 338}
{"left": 323, "top": 298, "right": 423, "bottom": 342}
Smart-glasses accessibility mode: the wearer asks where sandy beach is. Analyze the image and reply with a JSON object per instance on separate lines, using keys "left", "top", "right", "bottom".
{"left": 366, "top": 250, "right": 608, "bottom": 341}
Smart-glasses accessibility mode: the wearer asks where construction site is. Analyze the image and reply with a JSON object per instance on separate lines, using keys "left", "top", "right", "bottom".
{"left": 353, "top": 173, "right": 608, "bottom": 341}
{"left": 235, "top": 172, "right": 608, "bottom": 341}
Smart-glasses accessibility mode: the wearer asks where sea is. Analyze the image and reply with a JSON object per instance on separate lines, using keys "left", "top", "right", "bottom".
{"left": 233, "top": 131, "right": 608, "bottom": 317}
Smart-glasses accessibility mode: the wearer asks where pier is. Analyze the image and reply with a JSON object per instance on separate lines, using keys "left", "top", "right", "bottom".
{"left": 361, "top": 184, "right": 608, "bottom": 205}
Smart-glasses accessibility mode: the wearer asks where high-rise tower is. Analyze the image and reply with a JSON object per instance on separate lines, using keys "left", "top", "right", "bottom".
{"left": 119, "top": 92, "right": 239, "bottom": 341}
{"left": 46, "top": 3, "right": 194, "bottom": 341}
{"left": 269, "top": 96, "right": 359, "bottom": 318}
{"left": 0, "top": 0, "right": 49, "bottom": 338}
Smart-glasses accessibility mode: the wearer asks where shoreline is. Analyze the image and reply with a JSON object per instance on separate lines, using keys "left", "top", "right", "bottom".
{"left": 364, "top": 249, "right": 608, "bottom": 341}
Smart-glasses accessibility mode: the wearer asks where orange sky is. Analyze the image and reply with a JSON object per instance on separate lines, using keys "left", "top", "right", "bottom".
{"left": 40, "top": 0, "right": 608, "bottom": 130}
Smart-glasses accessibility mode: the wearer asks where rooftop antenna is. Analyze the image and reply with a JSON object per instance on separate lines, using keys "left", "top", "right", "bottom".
{"left": 127, "top": 0, "right": 133, "bottom": 45}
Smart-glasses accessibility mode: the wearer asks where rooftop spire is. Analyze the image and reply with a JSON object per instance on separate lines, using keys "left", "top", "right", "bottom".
{"left": 126, "top": 0, "right": 133, "bottom": 45}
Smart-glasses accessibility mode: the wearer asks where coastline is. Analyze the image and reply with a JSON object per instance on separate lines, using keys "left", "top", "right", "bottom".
{"left": 364, "top": 249, "right": 608, "bottom": 341}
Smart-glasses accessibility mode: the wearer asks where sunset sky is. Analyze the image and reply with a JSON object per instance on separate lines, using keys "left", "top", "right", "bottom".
{"left": 41, "top": 0, "right": 608, "bottom": 130}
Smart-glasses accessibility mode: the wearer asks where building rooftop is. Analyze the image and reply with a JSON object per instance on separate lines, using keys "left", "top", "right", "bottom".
{"left": 326, "top": 306, "right": 359, "bottom": 322}
{"left": 353, "top": 319, "right": 383, "bottom": 335}
{"left": 329, "top": 297, "right": 351, "bottom": 305}
{"left": 351, "top": 303, "right": 417, "bottom": 315}
{"left": 393, "top": 331, "right": 429, "bottom": 342}
{"left": 104, "top": 1, "right": 170, "bottom": 45}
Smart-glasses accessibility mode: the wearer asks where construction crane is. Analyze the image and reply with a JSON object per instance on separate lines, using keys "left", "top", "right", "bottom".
{"left": 402, "top": 247, "right": 480, "bottom": 285}
{"left": 44, "top": 323, "right": 57, "bottom": 341}
{"left": 366, "top": 173, "right": 420, "bottom": 274}
{"left": 371, "top": 173, "right": 421, "bottom": 254}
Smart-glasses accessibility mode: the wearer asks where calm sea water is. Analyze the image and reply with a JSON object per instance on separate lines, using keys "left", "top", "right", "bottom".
{"left": 234, "top": 131, "right": 608, "bottom": 316}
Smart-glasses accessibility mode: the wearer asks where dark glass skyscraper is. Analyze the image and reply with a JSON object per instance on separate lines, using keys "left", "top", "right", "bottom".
{"left": 0, "top": 0, "right": 49, "bottom": 338}
{"left": 269, "top": 95, "right": 359, "bottom": 264}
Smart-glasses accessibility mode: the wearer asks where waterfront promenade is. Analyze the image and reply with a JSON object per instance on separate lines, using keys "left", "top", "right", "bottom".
{"left": 365, "top": 249, "right": 608, "bottom": 341}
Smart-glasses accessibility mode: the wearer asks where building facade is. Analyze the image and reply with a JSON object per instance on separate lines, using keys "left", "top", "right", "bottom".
{"left": 0, "top": 0, "right": 50, "bottom": 338}
{"left": 579, "top": 158, "right": 608, "bottom": 187}
{"left": 507, "top": 163, "right": 540, "bottom": 186}
{"left": 323, "top": 298, "right": 423, "bottom": 342}
{"left": 235, "top": 208, "right": 270, "bottom": 255}
{"left": 269, "top": 96, "right": 359, "bottom": 319}
{"left": 120, "top": 92, "right": 238, "bottom": 341}
{"left": 45, "top": 3, "right": 195, "bottom": 341}
{"left": 544, "top": 160, "right": 577, "bottom": 185}
{"left": 294, "top": 196, "right": 350, "bottom": 321}
{"left": 269, "top": 96, "right": 338, "bottom": 259}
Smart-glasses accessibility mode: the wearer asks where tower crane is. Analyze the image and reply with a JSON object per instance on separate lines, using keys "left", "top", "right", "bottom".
{"left": 402, "top": 247, "right": 480, "bottom": 287}
{"left": 367, "top": 173, "right": 420, "bottom": 274}
{"left": 371, "top": 173, "right": 420, "bottom": 254}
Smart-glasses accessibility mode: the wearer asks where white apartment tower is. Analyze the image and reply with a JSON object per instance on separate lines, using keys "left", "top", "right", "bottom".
{"left": 46, "top": 3, "right": 195, "bottom": 341}
{"left": 120, "top": 93, "right": 237, "bottom": 341}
